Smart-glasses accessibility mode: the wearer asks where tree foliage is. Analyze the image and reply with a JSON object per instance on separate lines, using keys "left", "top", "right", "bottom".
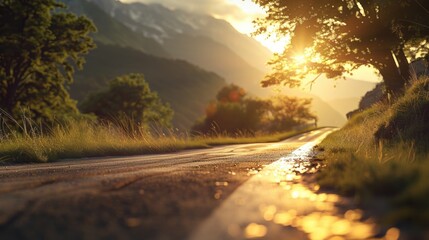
{"left": 80, "top": 74, "right": 173, "bottom": 128}
{"left": 216, "top": 84, "right": 246, "bottom": 103}
{"left": 264, "top": 96, "right": 316, "bottom": 132}
{"left": 0, "top": 0, "right": 96, "bottom": 122}
{"left": 253, "top": 0, "right": 429, "bottom": 94}
{"left": 192, "top": 84, "right": 316, "bottom": 135}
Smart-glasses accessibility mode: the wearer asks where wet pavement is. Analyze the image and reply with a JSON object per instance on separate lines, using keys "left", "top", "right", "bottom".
{"left": 0, "top": 128, "right": 401, "bottom": 240}
{"left": 190, "top": 131, "right": 399, "bottom": 240}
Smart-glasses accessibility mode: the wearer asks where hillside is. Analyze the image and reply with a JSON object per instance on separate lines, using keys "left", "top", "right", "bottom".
{"left": 61, "top": 0, "right": 169, "bottom": 57}
{"left": 311, "top": 96, "right": 347, "bottom": 126}
{"left": 319, "top": 78, "right": 429, "bottom": 235}
{"left": 304, "top": 77, "right": 378, "bottom": 101}
{"left": 87, "top": 0, "right": 271, "bottom": 71}
{"left": 163, "top": 34, "right": 266, "bottom": 94}
{"left": 64, "top": 0, "right": 347, "bottom": 127}
{"left": 327, "top": 97, "right": 360, "bottom": 117}
{"left": 86, "top": 0, "right": 270, "bottom": 89}
{"left": 71, "top": 44, "right": 226, "bottom": 129}
{"left": 299, "top": 77, "right": 378, "bottom": 118}
{"left": 281, "top": 89, "right": 347, "bottom": 126}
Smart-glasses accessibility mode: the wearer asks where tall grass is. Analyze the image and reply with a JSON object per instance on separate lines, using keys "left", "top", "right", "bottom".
{"left": 317, "top": 77, "right": 429, "bottom": 231}
{"left": 0, "top": 115, "right": 316, "bottom": 164}
{"left": 0, "top": 120, "right": 202, "bottom": 164}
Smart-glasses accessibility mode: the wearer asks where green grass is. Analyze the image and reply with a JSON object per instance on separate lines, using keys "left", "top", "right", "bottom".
{"left": 317, "top": 77, "right": 429, "bottom": 233}
{"left": 0, "top": 119, "right": 316, "bottom": 164}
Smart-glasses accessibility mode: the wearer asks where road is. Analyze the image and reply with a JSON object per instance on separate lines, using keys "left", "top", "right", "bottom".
{"left": 0, "top": 128, "right": 379, "bottom": 240}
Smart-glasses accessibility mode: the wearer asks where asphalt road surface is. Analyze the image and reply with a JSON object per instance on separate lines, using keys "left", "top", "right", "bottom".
{"left": 0, "top": 128, "right": 379, "bottom": 240}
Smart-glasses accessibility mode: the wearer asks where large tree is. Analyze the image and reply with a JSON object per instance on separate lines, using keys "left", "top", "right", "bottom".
{"left": 0, "top": 0, "right": 96, "bottom": 122}
{"left": 253, "top": 0, "right": 429, "bottom": 94}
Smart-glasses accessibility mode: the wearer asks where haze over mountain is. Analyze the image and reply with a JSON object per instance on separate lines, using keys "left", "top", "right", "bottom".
{"left": 62, "top": 0, "right": 226, "bottom": 129}
{"left": 300, "top": 77, "right": 378, "bottom": 117}
{"left": 62, "top": 0, "right": 169, "bottom": 57}
{"left": 83, "top": 0, "right": 271, "bottom": 96}
{"left": 71, "top": 44, "right": 225, "bottom": 129}
{"left": 63, "top": 0, "right": 355, "bottom": 128}
{"left": 88, "top": 0, "right": 271, "bottom": 71}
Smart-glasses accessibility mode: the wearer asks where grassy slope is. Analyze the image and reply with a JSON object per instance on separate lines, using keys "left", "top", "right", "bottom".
{"left": 0, "top": 121, "right": 316, "bottom": 164}
{"left": 317, "top": 77, "right": 429, "bottom": 234}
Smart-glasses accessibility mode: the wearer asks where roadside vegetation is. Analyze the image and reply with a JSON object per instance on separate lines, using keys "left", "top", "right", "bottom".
{"left": 317, "top": 77, "right": 429, "bottom": 233}
{"left": 192, "top": 84, "right": 316, "bottom": 135}
{"left": 0, "top": 78, "right": 316, "bottom": 165}
{"left": 0, "top": 118, "right": 315, "bottom": 164}
{"left": 0, "top": 1, "right": 318, "bottom": 165}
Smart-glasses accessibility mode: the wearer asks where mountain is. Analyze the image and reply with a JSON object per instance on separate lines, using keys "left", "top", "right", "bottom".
{"left": 299, "top": 77, "right": 378, "bottom": 118}
{"left": 312, "top": 96, "right": 347, "bottom": 127}
{"left": 162, "top": 34, "right": 266, "bottom": 95}
{"left": 85, "top": 0, "right": 270, "bottom": 93}
{"left": 61, "top": 0, "right": 169, "bottom": 57}
{"left": 327, "top": 97, "right": 361, "bottom": 117}
{"left": 61, "top": 0, "right": 227, "bottom": 129}
{"left": 70, "top": 44, "right": 226, "bottom": 129}
{"left": 63, "top": 0, "right": 347, "bottom": 127}
{"left": 302, "top": 77, "right": 378, "bottom": 101}
{"left": 273, "top": 87, "right": 347, "bottom": 127}
{"left": 87, "top": 0, "right": 271, "bottom": 71}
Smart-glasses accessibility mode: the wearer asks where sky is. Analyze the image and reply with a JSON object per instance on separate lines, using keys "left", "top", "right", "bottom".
{"left": 120, "top": 0, "right": 263, "bottom": 34}
{"left": 118, "top": 0, "right": 288, "bottom": 52}
{"left": 119, "top": 0, "right": 381, "bottom": 83}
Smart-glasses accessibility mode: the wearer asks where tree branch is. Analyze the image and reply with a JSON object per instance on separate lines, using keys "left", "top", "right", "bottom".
{"left": 414, "top": 0, "right": 429, "bottom": 15}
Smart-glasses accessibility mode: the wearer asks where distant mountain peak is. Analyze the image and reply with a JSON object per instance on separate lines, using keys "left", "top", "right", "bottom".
{"left": 87, "top": 0, "right": 272, "bottom": 71}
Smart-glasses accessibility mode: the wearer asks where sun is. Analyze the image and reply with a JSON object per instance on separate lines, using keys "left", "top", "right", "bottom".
{"left": 293, "top": 54, "right": 307, "bottom": 65}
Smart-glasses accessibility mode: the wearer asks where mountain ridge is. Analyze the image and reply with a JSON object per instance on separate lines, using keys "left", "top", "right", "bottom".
{"left": 64, "top": 0, "right": 349, "bottom": 128}
{"left": 87, "top": 0, "right": 272, "bottom": 71}
{"left": 61, "top": 0, "right": 169, "bottom": 57}
{"left": 71, "top": 43, "right": 226, "bottom": 129}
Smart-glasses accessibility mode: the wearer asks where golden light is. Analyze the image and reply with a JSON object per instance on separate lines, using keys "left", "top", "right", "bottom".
{"left": 293, "top": 54, "right": 307, "bottom": 65}
{"left": 227, "top": 0, "right": 265, "bottom": 15}
{"left": 256, "top": 139, "right": 378, "bottom": 240}
{"left": 244, "top": 223, "right": 267, "bottom": 238}
{"left": 385, "top": 228, "right": 400, "bottom": 240}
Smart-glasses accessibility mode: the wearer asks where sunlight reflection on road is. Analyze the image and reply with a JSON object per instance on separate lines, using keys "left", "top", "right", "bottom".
{"left": 191, "top": 130, "right": 400, "bottom": 240}
{"left": 242, "top": 142, "right": 389, "bottom": 240}
{"left": 242, "top": 144, "right": 390, "bottom": 240}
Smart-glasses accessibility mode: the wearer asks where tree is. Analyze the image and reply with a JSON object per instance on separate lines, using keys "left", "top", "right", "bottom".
{"left": 0, "top": 0, "right": 96, "bottom": 122}
{"left": 216, "top": 84, "right": 246, "bottom": 103}
{"left": 80, "top": 74, "right": 173, "bottom": 128}
{"left": 192, "top": 84, "right": 267, "bottom": 134}
{"left": 253, "top": 0, "right": 429, "bottom": 94}
{"left": 192, "top": 84, "right": 316, "bottom": 135}
{"left": 264, "top": 96, "right": 316, "bottom": 132}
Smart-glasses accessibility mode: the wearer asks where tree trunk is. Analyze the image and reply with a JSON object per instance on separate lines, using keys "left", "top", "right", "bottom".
{"left": 4, "top": 85, "right": 16, "bottom": 114}
{"left": 395, "top": 47, "right": 411, "bottom": 83}
{"left": 3, "top": 77, "right": 19, "bottom": 115}
{"left": 377, "top": 50, "right": 407, "bottom": 96}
